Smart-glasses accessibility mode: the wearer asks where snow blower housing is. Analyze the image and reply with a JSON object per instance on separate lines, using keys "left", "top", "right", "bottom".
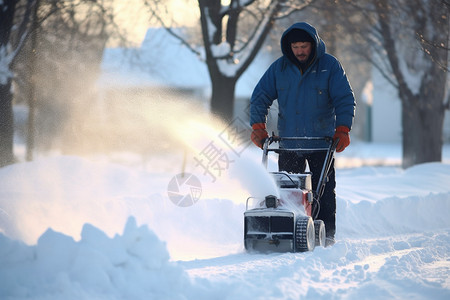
{"left": 244, "top": 136, "right": 337, "bottom": 253}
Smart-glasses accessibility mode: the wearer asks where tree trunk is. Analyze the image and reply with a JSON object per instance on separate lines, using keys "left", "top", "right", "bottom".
{"left": 210, "top": 75, "right": 237, "bottom": 122}
{"left": 400, "top": 59, "right": 447, "bottom": 169}
{"left": 401, "top": 99, "right": 444, "bottom": 169}
{"left": 0, "top": 0, "right": 17, "bottom": 167}
{"left": 26, "top": 81, "right": 36, "bottom": 162}
{"left": 0, "top": 79, "right": 15, "bottom": 167}
{"left": 401, "top": 0, "right": 448, "bottom": 169}
{"left": 25, "top": 0, "right": 40, "bottom": 161}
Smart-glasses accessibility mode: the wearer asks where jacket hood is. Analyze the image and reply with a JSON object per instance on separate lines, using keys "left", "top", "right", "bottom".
{"left": 281, "top": 22, "right": 326, "bottom": 64}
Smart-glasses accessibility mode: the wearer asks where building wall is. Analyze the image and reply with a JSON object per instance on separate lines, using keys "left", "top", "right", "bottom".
{"left": 371, "top": 67, "right": 450, "bottom": 144}
{"left": 371, "top": 68, "right": 402, "bottom": 143}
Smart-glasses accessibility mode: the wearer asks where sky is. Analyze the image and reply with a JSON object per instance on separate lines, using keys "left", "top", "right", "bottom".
{"left": 109, "top": 0, "right": 199, "bottom": 47}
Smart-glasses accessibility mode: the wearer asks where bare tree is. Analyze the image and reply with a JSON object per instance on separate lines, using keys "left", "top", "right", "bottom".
{"left": 337, "top": 0, "right": 449, "bottom": 168}
{"left": 19, "top": 0, "right": 113, "bottom": 157}
{"left": 1, "top": 0, "right": 128, "bottom": 164}
{"left": 146, "top": 0, "right": 315, "bottom": 122}
{"left": 0, "top": 0, "right": 35, "bottom": 167}
{"left": 375, "top": 0, "right": 448, "bottom": 168}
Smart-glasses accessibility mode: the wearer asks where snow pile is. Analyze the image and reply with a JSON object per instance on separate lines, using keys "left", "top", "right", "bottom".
{"left": 0, "top": 146, "right": 450, "bottom": 299}
{"left": 0, "top": 217, "right": 199, "bottom": 299}
{"left": 337, "top": 163, "right": 450, "bottom": 237}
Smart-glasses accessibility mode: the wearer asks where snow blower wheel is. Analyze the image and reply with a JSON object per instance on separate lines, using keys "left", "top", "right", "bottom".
{"left": 295, "top": 216, "right": 315, "bottom": 252}
{"left": 314, "top": 219, "right": 326, "bottom": 247}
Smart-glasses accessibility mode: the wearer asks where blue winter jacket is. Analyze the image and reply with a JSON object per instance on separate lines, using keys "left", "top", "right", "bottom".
{"left": 250, "top": 22, "right": 356, "bottom": 149}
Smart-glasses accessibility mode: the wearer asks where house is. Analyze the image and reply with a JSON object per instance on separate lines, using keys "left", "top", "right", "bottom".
{"left": 99, "top": 27, "right": 272, "bottom": 118}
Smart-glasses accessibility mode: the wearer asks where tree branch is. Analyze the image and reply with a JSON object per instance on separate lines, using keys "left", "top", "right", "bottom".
{"left": 145, "top": 0, "right": 203, "bottom": 59}
{"left": 374, "top": 0, "right": 415, "bottom": 103}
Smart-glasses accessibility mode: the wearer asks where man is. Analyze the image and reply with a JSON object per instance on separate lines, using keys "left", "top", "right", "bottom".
{"left": 250, "top": 22, "right": 356, "bottom": 246}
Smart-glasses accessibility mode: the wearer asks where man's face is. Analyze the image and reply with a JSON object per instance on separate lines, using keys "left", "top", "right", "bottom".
{"left": 291, "top": 42, "right": 312, "bottom": 63}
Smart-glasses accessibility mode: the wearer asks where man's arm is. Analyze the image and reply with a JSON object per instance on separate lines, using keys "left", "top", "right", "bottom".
{"left": 328, "top": 59, "right": 356, "bottom": 130}
{"left": 328, "top": 58, "right": 356, "bottom": 152}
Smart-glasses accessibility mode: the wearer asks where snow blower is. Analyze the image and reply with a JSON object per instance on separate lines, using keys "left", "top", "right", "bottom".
{"left": 244, "top": 135, "right": 338, "bottom": 252}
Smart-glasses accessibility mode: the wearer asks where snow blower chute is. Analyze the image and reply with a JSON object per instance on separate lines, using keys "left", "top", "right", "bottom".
{"left": 244, "top": 136, "right": 338, "bottom": 253}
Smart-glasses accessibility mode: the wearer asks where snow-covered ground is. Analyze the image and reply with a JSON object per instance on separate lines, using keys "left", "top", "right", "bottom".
{"left": 1, "top": 131, "right": 450, "bottom": 299}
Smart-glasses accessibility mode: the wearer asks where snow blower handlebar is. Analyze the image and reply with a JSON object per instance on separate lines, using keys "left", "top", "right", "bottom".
{"left": 261, "top": 133, "right": 339, "bottom": 202}
{"left": 262, "top": 134, "right": 334, "bottom": 167}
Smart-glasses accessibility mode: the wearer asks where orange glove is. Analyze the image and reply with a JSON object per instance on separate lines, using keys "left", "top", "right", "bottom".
{"left": 333, "top": 126, "right": 350, "bottom": 152}
{"left": 251, "top": 123, "right": 268, "bottom": 149}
